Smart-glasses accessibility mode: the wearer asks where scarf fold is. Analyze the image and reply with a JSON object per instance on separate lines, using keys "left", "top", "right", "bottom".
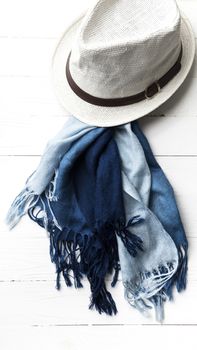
{"left": 5, "top": 116, "right": 188, "bottom": 322}
{"left": 114, "top": 124, "right": 178, "bottom": 321}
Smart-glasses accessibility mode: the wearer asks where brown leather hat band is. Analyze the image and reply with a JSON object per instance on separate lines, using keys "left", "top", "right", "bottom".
{"left": 65, "top": 44, "right": 182, "bottom": 107}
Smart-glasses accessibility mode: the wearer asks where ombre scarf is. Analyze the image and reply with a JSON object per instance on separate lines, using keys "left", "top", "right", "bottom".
{"left": 5, "top": 116, "right": 188, "bottom": 322}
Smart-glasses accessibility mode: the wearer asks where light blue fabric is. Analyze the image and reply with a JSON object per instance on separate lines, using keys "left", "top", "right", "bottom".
{"left": 114, "top": 125, "right": 178, "bottom": 322}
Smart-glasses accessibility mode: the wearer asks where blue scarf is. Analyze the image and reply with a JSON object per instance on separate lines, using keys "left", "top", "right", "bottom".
{"left": 5, "top": 117, "right": 188, "bottom": 322}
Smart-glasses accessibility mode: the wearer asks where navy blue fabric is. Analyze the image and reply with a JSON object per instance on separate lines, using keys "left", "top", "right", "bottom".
{"left": 28, "top": 128, "right": 125, "bottom": 315}
{"left": 73, "top": 128, "right": 124, "bottom": 231}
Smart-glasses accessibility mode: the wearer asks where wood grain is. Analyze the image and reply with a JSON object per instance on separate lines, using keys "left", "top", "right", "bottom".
{"left": 1, "top": 325, "right": 197, "bottom": 350}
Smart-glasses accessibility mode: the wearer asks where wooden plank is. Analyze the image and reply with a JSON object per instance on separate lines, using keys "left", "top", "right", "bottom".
{"left": 0, "top": 0, "right": 94, "bottom": 39}
{"left": 1, "top": 325, "right": 197, "bottom": 350}
{"left": 139, "top": 116, "right": 197, "bottom": 156}
{"left": 2, "top": 114, "right": 197, "bottom": 155}
{"left": 0, "top": 279, "right": 196, "bottom": 325}
{"left": 0, "top": 39, "right": 56, "bottom": 77}
{"left": 0, "top": 77, "right": 56, "bottom": 101}
{"left": 0, "top": 115, "right": 69, "bottom": 155}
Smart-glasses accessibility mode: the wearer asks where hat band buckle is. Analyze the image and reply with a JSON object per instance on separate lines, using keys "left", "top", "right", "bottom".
{"left": 145, "top": 81, "right": 161, "bottom": 100}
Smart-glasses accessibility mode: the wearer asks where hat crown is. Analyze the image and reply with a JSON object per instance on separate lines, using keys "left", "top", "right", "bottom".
{"left": 69, "top": 0, "right": 182, "bottom": 98}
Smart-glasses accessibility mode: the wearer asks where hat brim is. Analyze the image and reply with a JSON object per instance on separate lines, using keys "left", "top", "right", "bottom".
{"left": 51, "top": 10, "right": 196, "bottom": 127}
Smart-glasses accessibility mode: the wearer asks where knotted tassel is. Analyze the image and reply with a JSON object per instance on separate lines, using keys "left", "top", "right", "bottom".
{"left": 163, "top": 243, "right": 188, "bottom": 299}
{"left": 28, "top": 198, "right": 118, "bottom": 316}
{"left": 115, "top": 215, "right": 144, "bottom": 257}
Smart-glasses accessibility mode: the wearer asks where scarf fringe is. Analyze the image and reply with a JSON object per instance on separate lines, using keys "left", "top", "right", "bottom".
{"left": 5, "top": 187, "right": 39, "bottom": 230}
{"left": 5, "top": 189, "right": 186, "bottom": 320}
{"left": 46, "top": 168, "right": 59, "bottom": 202}
{"left": 50, "top": 226, "right": 118, "bottom": 315}
{"left": 5, "top": 188, "right": 145, "bottom": 316}
{"left": 149, "top": 292, "right": 166, "bottom": 323}
{"left": 27, "top": 197, "right": 119, "bottom": 316}
{"left": 115, "top": 215, "right": 144, "bottom": 257}
{"left": 89, "top": 284, "right": 117, "bottom": 315}
{"left": 123, "top": 259, "right": 177, "bottom": 321}
{"left": 123, "top": 259, "right": 177, "bottom": 300}
{"left": 117, "top": 230, "right": 144, "bottom": 257}
{"left": 124, "top": 244, "right": 188, "bottom": 322}
{"left": 176, "top": 244, "right": 188, "bottom": 291}
{"left": 163, "top": 244, "right": 188, "bottom": 299}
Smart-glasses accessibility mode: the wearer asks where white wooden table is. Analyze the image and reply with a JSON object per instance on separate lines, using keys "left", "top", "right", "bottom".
{"left": 0, "top": 1, "right": 197, "bottom": 349}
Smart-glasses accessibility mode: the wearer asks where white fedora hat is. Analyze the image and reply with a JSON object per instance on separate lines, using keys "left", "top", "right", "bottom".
{"left": 52, "top": 0, "right": 195, "bottom": 127}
